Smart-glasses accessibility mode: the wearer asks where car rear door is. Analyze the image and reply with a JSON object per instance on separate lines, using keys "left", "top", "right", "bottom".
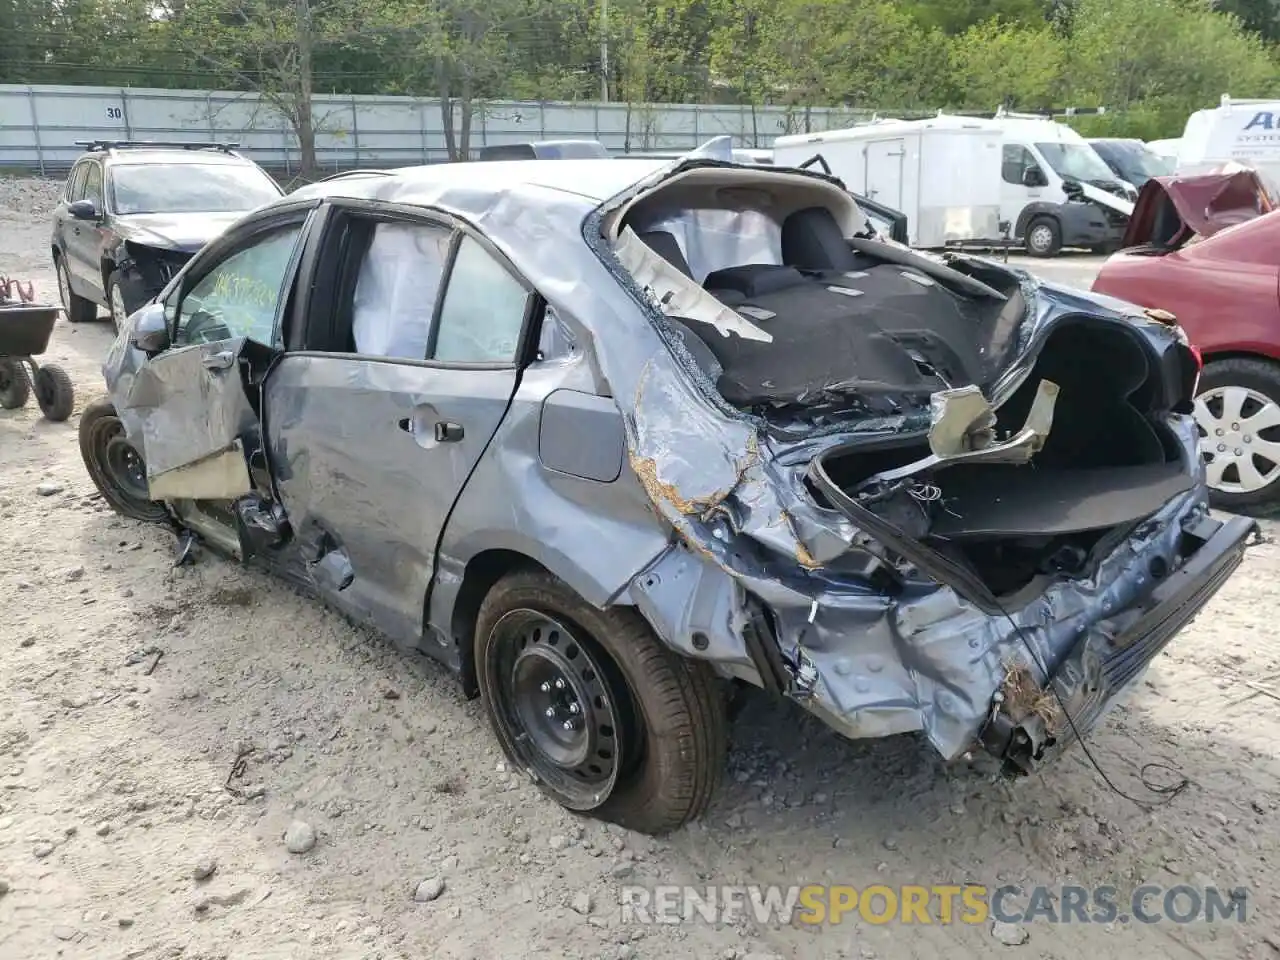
{"left": 68, "top": 160, "right": 108, "bottom": 296}
{"left": 114, "top": 206, "right": 318, "bottom": 552}
{"left": 56, "top": 162, "right": 89, "bottom": 288}
{"left": 262, "top": 202, "right": 535, "bottom": 647}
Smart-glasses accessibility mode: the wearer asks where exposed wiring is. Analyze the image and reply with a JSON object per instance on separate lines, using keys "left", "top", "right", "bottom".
{"left": 992, "top": 597, "right": 1192, "bottom": 808}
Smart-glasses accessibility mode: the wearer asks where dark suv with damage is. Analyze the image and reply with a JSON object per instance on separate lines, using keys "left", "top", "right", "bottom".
{"left": 51, "top": 140, "right": 283, "bottom": 329}
{"left": 78, "top": 150, "right": 1256, "bottom": 835}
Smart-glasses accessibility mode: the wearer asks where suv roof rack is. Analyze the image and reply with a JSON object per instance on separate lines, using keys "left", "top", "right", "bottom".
{"left": 74, "top": 140, "right": 242, "bottom": 154}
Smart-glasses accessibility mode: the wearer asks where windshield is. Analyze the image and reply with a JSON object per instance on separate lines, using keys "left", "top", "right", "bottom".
{"left": 110, "top": 163, "right": 282, "bottom": 215}
{"left": 1093, "top": 141, "right": 1173, "bottom": 186}
{"left": 1034, "top": 142, "right": 1116, "bottom": 183}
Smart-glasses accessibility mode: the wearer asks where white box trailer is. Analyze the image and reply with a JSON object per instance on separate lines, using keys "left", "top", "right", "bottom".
{"left": 772, "top": 116, "right": 1004, "bottom": 248}
{"left": 1176, "top": 95, "right": 1280, "bottom": 194}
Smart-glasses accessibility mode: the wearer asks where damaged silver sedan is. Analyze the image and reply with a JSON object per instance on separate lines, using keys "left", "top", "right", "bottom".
{"left": 79, "top": 153, "right": 1256, "bottom": 835}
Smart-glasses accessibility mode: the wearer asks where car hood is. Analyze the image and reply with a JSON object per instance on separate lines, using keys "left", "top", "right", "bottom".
{"left": 1121, "top": 169, "right": 1275, "bottom": 249}
{"left": 1073, "top": 180, "right": 1135, "bottom": 217}
{"left": 114, "top": 212, "right": 245, "bottom": 253}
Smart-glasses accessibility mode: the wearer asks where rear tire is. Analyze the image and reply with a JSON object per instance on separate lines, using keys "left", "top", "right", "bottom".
{"left": 1024, "top": 216, "right": 1062, "bottom": 258}
{"left": 56, "top": 254, "right": 98, "bottom": 324}
{"left": 78, "top": 399, "right": 169, "bottom": 522}
{"left": 33, "top": 364, "right": 74, "bottom": 422}
{"left": 0, "top": 360, "right": 30, "bottom": 409}
{"left": 475, "top": 569, "right": 727, "bottom": 835}
{"left": 1194, "top": 358, "right": 1280, "bottom": 511}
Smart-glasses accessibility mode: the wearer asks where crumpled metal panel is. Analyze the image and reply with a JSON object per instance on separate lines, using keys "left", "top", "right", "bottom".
{"left": 115, "top": 339, "right": 260, "bottom": 489}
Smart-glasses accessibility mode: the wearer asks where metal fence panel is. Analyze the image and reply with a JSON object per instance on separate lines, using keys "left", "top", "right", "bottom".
{"left": 0, "top": 83, "right": 870, "bottom": 177}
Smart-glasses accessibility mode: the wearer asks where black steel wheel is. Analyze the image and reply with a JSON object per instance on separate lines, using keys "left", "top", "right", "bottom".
{"left": 78, "top": 399, "right": 168, "bottom": 522}
{"left": 475, "top": 569, "right": 727, "bottom": 835}
{"left": 0, "top": 360, "right": 30, "bottom": 409}
{"left": 487, "top": 609, "right": 636, "bottom": 808}
{"left": 34, "top": 364, "right": 74, "bottom": 422}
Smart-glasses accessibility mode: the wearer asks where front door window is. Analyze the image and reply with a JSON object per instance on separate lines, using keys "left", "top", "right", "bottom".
{"left": 175, "top": 225, "right": 303, "bottom": 346}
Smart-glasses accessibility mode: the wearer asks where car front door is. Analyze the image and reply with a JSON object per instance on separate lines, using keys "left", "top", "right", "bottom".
{"left": 1001, "top": 143, "right": 1044, "bottom": 229}
{"left": 115, "top": 206, "right": 318, "bottom": 553}
{"left": 262, "top": 203, "right": 534, "bottom": 647}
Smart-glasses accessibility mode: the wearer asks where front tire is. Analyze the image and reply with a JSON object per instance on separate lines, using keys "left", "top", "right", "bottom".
{"left": 475, "top": 569, "right": 726, "bottom": 835}
{"left": 1195, "top": 358, "right": 1280, "bottom": 511}
{"left": 106, "top": 272, "right": 129, "bottom": 332}
{"left": 56, "top": 254, "right": 98, "bottom": 324}
{"left": 1024, "top": 216, "right": 1062, "bottom": 258}
{"left": 78, "top": 399, "right": 169, "bottom": 522}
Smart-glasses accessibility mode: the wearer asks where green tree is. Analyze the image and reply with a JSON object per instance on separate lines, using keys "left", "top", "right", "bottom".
{"left": 904, "top": 0, "right": 1052, "bottom": 33}
{"left": 947, "top": 17, "right": 1066, "bottom": 110}
{"left": 1061, "top": 0, "right": 1277, "bottom": 136}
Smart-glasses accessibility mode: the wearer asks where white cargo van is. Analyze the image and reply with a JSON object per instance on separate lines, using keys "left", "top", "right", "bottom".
{"left": 985, "top": 113, "right": 1136, "bottom": 256}
{"left": 1176, "top": 95, "right": 1280, "bottom": 184}
{"left": 772, "top": 115, "right": 1004, "bottom": 248}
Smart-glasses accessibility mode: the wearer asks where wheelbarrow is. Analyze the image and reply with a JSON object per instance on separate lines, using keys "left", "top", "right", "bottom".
{"left": 0, "top": 276, "right": 75, "bottom": 422}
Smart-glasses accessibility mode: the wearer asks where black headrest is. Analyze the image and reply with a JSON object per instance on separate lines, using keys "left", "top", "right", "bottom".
{"left": 782, "top": 207, "right": 857, "bottom": 272}
{"left": 638, "top": 230, "right": 692, "bottom": 278}
{"left": 703, "top": 264, "right": 806, "bottom": 298}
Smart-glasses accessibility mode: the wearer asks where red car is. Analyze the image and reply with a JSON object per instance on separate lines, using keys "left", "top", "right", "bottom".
{"left": 1092, "top": 169, "right": 1280, "bottom": 509}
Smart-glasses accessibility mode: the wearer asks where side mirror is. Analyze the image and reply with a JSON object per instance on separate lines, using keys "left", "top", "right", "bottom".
{"left": 68, "top": 199, "right": 101, "bottom": 221}
{"left": 129, "top": 303, "right": 170, "bottom": 354}
{"left": 1022, "top": 168, "right": 1047, "bottom": 188}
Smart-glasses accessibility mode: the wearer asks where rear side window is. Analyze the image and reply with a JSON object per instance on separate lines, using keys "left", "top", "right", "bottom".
{"left": 430, "top": 236, "right": 530, "bottom": 364}
{"left": 351, "top": 221, "right": 452, "bottom": 360}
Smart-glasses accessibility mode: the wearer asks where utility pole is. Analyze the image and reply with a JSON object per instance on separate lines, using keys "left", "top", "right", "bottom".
{"left": 600, "top": 0, "right": 610, "bottom": 102}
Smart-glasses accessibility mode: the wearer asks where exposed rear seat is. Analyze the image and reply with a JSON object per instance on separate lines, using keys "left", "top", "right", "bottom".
{"left": 636, "top": 209, "right": 985, "bottom": 407}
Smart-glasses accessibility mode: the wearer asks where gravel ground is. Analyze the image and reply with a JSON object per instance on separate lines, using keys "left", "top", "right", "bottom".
{"left": 2, "top": 175, "right": 1280, "bottom": 960}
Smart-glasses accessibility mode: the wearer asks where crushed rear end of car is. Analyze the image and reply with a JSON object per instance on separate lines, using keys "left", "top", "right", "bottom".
{"left": 590, "top": 157, "right": 1257, "bottom": 774}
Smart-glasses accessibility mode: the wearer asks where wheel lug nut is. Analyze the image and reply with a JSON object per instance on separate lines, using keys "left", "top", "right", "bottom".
{"left": 540, "top": 682, "right": 551, "bottom": 693}
{"left": 1245, "top": 435, "right": 1253, "bottom": 443}
{"left": 568, "top": 703, "right": 580, "bottom": 714}
{"left": 1232, "top": 422, "right": 1240, "bottom": 430}
{"left": 1218, "top": 443, "right": 1227, "bottom": 452}
{"left": 1216, "top": 428, "right": 1225, "bottom": 436}
{"left": 544, "top": 707, "right": 555, "bottom": 718}
{"left": 561, "top": 719, "right": 575, "bottom": 731}
{"left": 554, "top": 678, "right": 566, "bottom": 690}
{"left": 1236, "top": 448, "right": 1244, "bottom": 456}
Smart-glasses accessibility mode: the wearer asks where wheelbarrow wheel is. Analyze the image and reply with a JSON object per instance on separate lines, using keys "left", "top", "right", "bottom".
{"left": 79, "top": 399, "right": 168, "bottom": 523}
{"left": 0, "top": 360, "right": 31, "bottom": 409}
{"left": 34, "top": 364, "right": 75, "bottom": 422}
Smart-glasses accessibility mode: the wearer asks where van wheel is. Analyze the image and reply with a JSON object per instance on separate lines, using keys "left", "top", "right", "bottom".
{"left": 1194, "top": 358, "right": 1280, "bottom": 511}
{"left": 1025, "top": 217, "right": 1062, "bottom": 257}
{"left": 79, "top": 399, "right": 169, "bottom": 522}
{"left": 475, "top": 569, "right": 726, "bottom": 835}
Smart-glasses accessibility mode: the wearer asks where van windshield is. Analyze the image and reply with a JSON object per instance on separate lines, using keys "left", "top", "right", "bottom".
{"left": 1035, "top": 142, "right": 1115, "bottom": 183}
{"left": 1092, "top": 141, "right": 1173, "bottom": 186}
